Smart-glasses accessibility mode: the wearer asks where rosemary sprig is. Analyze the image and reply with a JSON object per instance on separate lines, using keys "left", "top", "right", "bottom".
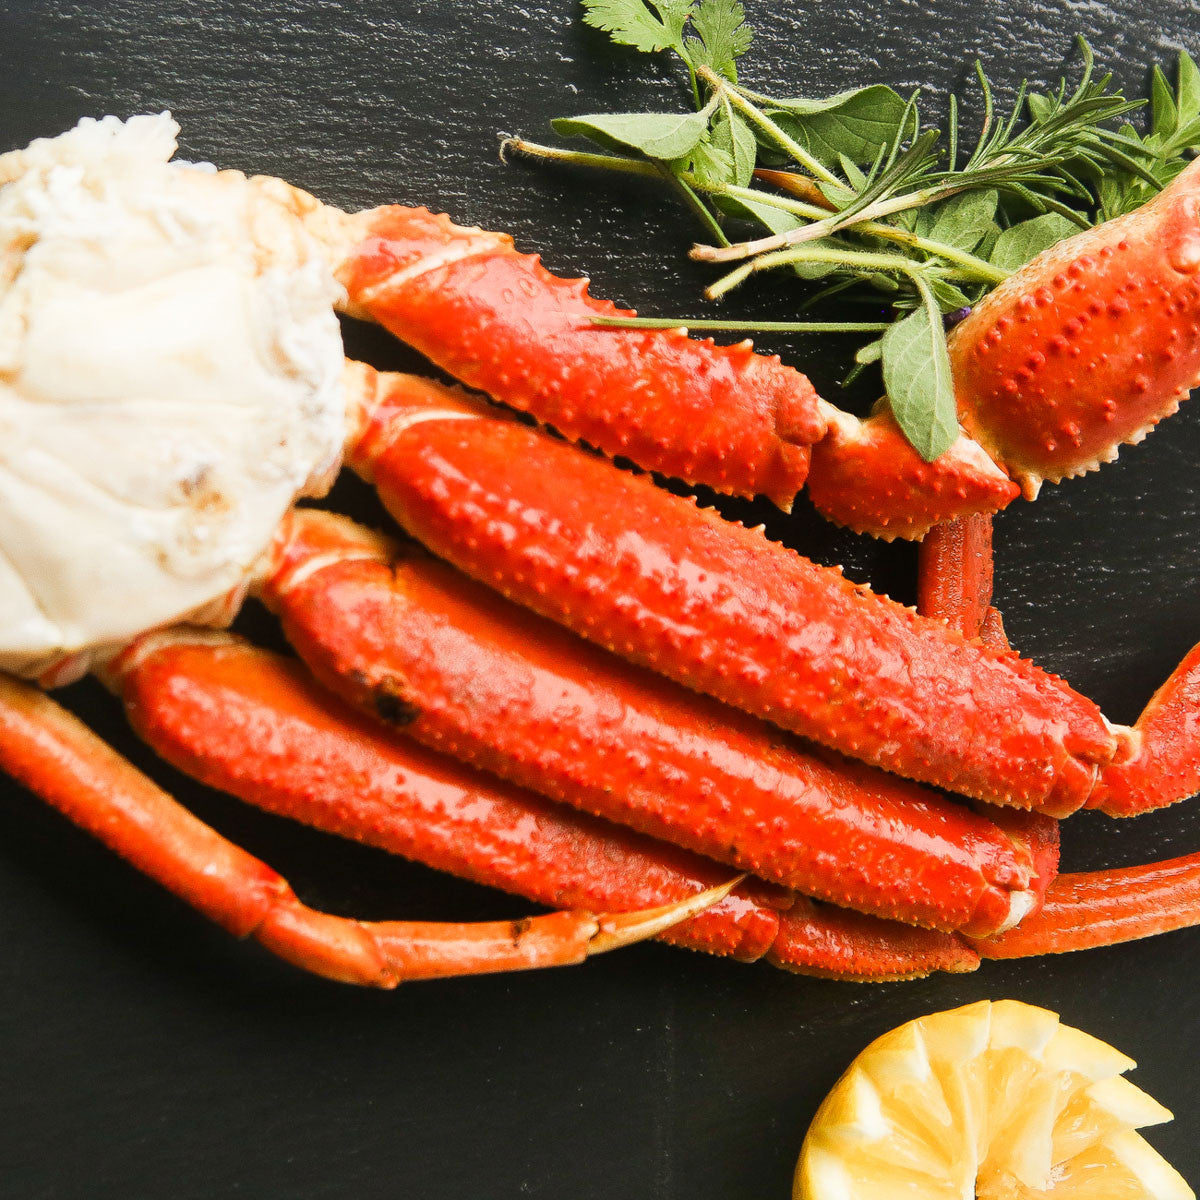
{"left": 692, "top": 42, "right": 1149, "bottom": 266}
{"left": 504, "top": 0, "right": 1200, "bottom": 460}
{"left": 504, "top": 136, "right": 1008, "bottom": 284}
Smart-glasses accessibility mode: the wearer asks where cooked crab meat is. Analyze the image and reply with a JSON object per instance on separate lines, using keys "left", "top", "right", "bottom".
{"left": 0, "top": 114, "right": 345, "bottom": 680}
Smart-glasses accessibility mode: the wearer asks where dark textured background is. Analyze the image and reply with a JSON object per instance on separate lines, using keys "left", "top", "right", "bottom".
{"left": 1, "top": 1, "right": 1199, "bottom": 1196}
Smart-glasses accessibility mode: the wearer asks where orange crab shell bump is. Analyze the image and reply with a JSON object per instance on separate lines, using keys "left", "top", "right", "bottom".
{"left": 0, "top": 666, "right": 728, "bottom": 985}
{"left": 109, "top": 630, "right": 780, "bottom": 964}
{"left": 950, "top": 156, "right": 1200, "bottom": 496}
{"left": 768, "top": 901, "right": 979, "bottom": 981}
{"left": 332, "top": 204, "right": 824, "bottom": 509}
{"left": 915, "top": 513, "right": 1000, "bottom": 642}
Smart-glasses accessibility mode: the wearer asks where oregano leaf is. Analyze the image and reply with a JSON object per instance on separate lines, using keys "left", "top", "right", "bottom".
{"left": 1151, "top": 64, "right": 1179, "bottom": 139}
{"left": 767, "top": 85, "right": 908, "bottom": 165}
{"left": 818, "top": 178, "right": 857, "bottom": 209}
{"left": 712, "top": 191, "right": 802, "bottom": 233}
{"left": 989, "top": 212, "right": 1078, "bottom": 270}
{"left": 838, "top": 154, "right": 868, "bottom": 192}
{"left": 727, "top": 110, "right": 758, "bottom": 186}
{"left": 553, "top": 107, "right": 713, "bottom": 159}
{"left": 1026, "top": 91, "right": 1054, "bottom": 123}
{"left": 924, "top": 275, "right": 973, "bottom": 311}
{"left": 1172, "top": 114, "right": 1200, "bottom": 151}
{"left": 1177, "top": 51, "right": 1200, "bottom": 122}
{"left": 922, "top": 189, "right": 999, "bottom": 251}
{"left": 882, "top": 292, "right": 958, "bottom": 461}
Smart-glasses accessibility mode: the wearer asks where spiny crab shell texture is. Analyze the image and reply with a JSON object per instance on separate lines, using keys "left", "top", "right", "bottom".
{"left": 950, "top": 156, "right": 1200, "bottom": 497}
{"left": 0, "top": 114, "right": 346, "bottom": 682}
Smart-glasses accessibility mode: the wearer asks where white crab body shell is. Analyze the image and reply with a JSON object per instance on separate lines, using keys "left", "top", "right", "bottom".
{"left": 0, "top": 114, "right": 347, "bottom": 681}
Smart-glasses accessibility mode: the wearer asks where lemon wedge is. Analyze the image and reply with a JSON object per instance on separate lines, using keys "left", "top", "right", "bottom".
{"left": 795, "top": 1000, "right": 1193, "bottom": 1200}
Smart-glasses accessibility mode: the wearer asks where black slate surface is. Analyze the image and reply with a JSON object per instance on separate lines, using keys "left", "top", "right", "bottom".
{"left": 1, "top": 2, "right": 1199, "bottom": 1197}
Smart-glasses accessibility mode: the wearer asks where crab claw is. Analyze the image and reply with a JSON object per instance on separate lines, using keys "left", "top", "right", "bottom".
{"left": 951, "top": 156, "right": 1200, "bottom": 496}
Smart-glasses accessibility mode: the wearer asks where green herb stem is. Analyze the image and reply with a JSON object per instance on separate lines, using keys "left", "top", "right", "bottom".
{"left": 875, "top": 226, "right": 1009, "bottom": 283}
{"left": 505, "top": 140, "right": 1005, "bottom": 281}
{"left": 589, "top": 315, "right": 892, "bottom": 332}
{"left": 717, "top": 182, "right": 1006, "bottom": 279}
{"left": 501, "top": 136, "right": 664, "bottom": 176}
{"left": 694, "top": 183, "right": 948, "bottom": 263}
{"left": 714, "top": 181, "right": 827, "bottom": 218}
{"left": 655, "top": 161, "right": 730, "bottom": 245}
{"left": 522, "top": 6, "right": 1200, "bottom": 463}
{"left": 705, "top": 245, "right": 927, "bottom": 300}
{"left": 696, "top": 66, "right": 841, "bottom": 186}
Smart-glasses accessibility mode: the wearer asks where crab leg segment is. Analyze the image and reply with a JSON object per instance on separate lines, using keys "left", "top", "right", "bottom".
{"left": 975, "top": 852, "right": 1200, "bottom": 959}
{"left": 343, "top": 365, "right": 1116, "bottom": 815}
{"left": 0, "top": 670, "right": 714, "bottom": 984}
{"left": 106, "top": 632, "right": 977, "bottom": 980}
{"left": 918, "top": 517, "right": 1200, "bottom": 958}
{"left": 806, "top": 409, "right": 1020, "bottom": 541}
{"left": 318, "top": 202, "right": 821, "bottom": 509}
{"left": 1088, "top": 643, "right": 1200, "bottom": 816}
{"left": 279, "top": 156, "right": 1200, "bottom": 538}
{"left": 917, "top": 513, "right": 1004, "bottom": 647}
{"left": 917, "top": 514, "right": 1062, "bottom": 920}
{"left": 769, "top": 900, "right": 977, "bottom": 981}
{"left": 260, "top": 508, "right": 1034, "bottom": 936}
{"left": 746, "top": 156, "right": 1200, "bottom": 536}
{"left": 923, "top": 527, "right": 1200, "bottom": 957}
{"left": 952, "top": 157, "right": 1200, "bottom": 498}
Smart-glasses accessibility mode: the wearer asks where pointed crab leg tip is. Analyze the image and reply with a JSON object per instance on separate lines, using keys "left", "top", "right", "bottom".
{"left": 588, "top": 875, "right": 744, "bottom": 955}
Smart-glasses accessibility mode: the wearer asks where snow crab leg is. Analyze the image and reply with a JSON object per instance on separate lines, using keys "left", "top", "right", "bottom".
{"left": 0, "top": 669, "right": 730, "bottom": 984}
{"left": 341, "top": 363, "right": 1117, "bottom": 817}
{"left": 7, "top": 114, "right": 1200, "bottom": 982}
{"left": 917, "top": 517, "right": 1062, "bottom": 913}
{"left": 331, "top": 349, "right": 1200, "bottom": 958}
{"left": 103, "top": 631, "right": 978, "bottom": 981}
{"left": 916, "top": 514, "right": 1006, "bottom": 650}
{"left": 917, "top": 516, "right": 1200, "bottom": 961}
{"left": 256, "top": 507, "right": 1036, "bottom": 937}
{"left": 282, "top": 155, "right": 1200, "bottom": 541}
{"left": 978, "top": 853, "right": 1200, "bottom": 959}
{"left": 985, "top": 646, "right": 1200, "bottom": 957}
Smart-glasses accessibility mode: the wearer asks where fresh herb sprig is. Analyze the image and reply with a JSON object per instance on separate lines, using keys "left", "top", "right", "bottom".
{"left": 504, "top": 0, "right": 1200, "bottom": 460}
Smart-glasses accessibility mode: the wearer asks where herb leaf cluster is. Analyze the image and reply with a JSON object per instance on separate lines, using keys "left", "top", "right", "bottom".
{"left": 506, "top": 0, "right": 1200, "bottom": 460}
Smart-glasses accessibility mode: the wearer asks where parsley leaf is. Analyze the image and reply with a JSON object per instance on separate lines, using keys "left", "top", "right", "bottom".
{"left": 581, "top": 0, "right": 695, "bottom": 56}
{"left": 687, "top": 0, "right": 753, "bottom": 81}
